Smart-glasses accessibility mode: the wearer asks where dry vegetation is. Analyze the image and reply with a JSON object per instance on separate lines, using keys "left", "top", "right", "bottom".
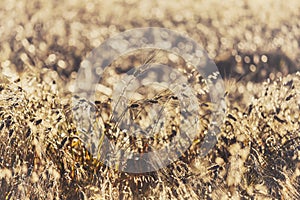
{"left": 0, "top": 0, "right": 300, "bottom": 199}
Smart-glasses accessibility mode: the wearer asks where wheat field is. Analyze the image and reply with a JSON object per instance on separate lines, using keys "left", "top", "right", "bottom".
{"left": 0, "top": 0, "right": 300, "bottom": 199}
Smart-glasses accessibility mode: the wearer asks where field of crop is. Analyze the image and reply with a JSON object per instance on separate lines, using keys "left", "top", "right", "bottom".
{"left": 0, "top": 0, "right": 299, "bottom": 199}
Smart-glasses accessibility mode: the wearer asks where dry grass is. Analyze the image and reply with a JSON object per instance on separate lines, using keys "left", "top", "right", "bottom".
{"left": 0, "top": 0, "right": 300, "bottom": 199}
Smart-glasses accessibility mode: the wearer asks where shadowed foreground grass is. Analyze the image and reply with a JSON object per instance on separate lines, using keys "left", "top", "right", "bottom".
{"left": 0, "top": 70, "right": 299, "bottom": 199}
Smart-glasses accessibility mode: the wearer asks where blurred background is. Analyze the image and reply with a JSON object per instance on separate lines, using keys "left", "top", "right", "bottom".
{"left": 1, "top": 0, "right": 300, "bottom": 87}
